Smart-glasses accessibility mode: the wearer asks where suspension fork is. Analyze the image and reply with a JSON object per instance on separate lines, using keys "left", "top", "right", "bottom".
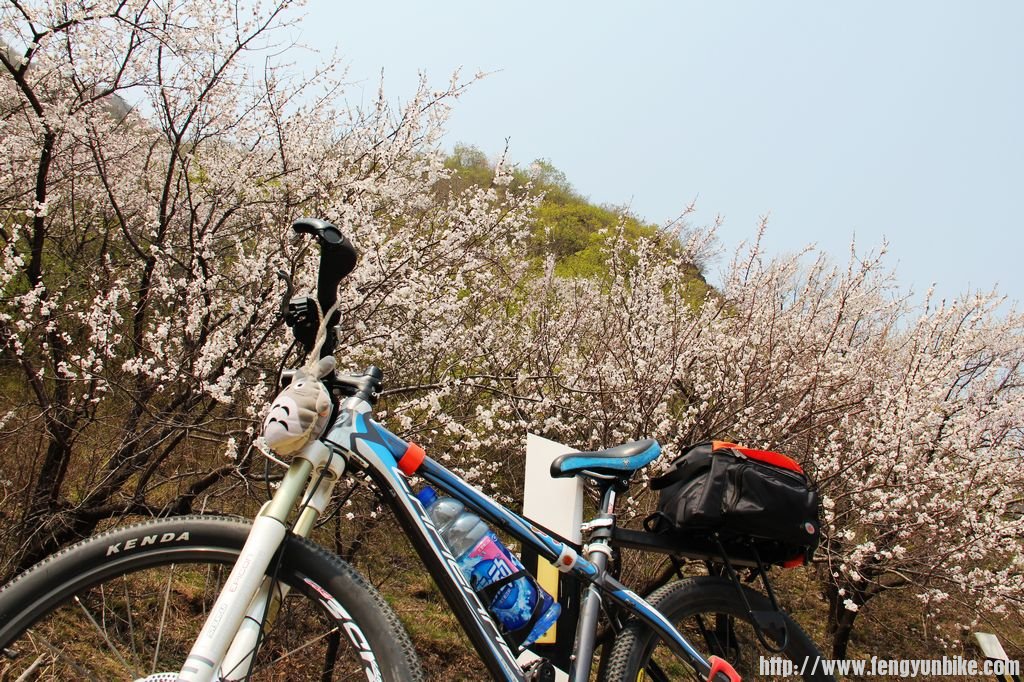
{"left": 177, "top": 440, "right": 345, "bottom": 682}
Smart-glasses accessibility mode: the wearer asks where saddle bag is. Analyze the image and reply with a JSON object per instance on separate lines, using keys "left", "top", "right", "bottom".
{"left": 646, "top": 441, "right": 820, "bottom": 566}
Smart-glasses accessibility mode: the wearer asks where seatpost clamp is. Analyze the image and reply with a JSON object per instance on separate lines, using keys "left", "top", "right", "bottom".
{"left": 580, "top": 517, "right": 614, "bottom": 534}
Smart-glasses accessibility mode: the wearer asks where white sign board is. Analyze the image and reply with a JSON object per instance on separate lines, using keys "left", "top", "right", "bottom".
{"left": 522, "top": 433, "right": 584, "bottom": 543}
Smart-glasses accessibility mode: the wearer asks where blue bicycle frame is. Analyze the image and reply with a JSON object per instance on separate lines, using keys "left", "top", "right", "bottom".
{"left": 323, "top": 389, "right": 723, "bottom": 681}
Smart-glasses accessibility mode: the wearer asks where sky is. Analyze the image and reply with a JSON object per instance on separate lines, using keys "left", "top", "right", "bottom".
{"left": 289, "top": 1, "right": 1023, "bottom": 305}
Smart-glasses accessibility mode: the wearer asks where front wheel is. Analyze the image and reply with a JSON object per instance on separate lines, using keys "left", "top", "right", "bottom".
{"left": 603, "top": 576, "right": 834, "bottom": 682}
{"left": 0, "top": 515, "right": 424, "bottom": 681}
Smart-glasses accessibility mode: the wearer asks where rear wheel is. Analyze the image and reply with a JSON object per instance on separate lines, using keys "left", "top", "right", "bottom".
{"left": 603, "top": 576, "right": 833, "bottom": 682}
{"left": 0, "top": 515, "right": 423, "bottom": 681}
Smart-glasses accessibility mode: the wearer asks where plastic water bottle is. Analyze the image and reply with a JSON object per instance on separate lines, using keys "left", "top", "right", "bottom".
{"left": 416, "top": 487, "right": 561, "bottom": 648}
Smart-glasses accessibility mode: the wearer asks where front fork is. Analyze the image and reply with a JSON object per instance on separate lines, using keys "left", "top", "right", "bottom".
{"left": 175, "top": 440, "right": 345, "bottom": 682}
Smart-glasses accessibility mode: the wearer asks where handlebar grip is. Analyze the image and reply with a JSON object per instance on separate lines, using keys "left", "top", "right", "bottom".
{"left": 292, "top": 217, "right": 358, "bottom": 357}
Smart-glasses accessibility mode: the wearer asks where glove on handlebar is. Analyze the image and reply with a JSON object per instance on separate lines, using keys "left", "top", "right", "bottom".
{"left": 262, "top": 356, "right": 337, "bottom": 456}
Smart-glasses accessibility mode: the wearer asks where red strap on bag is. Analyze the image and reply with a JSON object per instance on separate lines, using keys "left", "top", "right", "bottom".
{"left": 782, "top": 554, "right": 806, "bottom": 569}
{"left": 712, "top": 440, "right": 804, "bottom": 474}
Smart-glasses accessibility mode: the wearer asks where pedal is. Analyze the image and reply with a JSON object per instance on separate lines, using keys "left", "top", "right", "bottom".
{"left": 708, "top": 655, "right": 741, "bottom": 682}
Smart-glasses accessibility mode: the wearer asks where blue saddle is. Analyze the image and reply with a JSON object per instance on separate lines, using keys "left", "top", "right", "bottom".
{"left": 549, "top": 439, "right": 661, "bottom": 479}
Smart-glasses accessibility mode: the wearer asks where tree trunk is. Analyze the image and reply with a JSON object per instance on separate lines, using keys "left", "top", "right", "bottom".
{"left": 825, "top": 579, "right": 861, "bottom": 659}
{"left": 831, "top": 609, "right": 857, "bottom": 659}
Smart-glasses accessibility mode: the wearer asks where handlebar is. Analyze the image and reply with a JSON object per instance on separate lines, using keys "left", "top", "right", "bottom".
{"left": 291, "top": 217, "right": 357, "bottom": 358}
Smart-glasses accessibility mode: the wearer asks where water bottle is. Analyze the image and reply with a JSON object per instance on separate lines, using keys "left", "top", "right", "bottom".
{"left": 416, "top": 487, "right": 561, "bottom": 648}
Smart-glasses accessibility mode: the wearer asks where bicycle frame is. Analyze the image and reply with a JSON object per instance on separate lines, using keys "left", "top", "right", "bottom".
{"left": 176, "top": 391, "right": 728, "bottom": 682}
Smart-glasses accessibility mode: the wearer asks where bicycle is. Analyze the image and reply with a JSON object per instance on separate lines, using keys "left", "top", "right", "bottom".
{"left": 0, "top": 218, "right": 833, "bottom": 681}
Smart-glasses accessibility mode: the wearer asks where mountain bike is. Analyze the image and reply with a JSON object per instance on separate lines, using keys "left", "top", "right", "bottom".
{"left": 0, "top": 218, "right": 832, "bottom": 681}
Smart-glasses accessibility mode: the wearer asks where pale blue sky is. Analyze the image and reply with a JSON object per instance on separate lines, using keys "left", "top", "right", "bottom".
{"left": 292, "top": 1, "right": 1023, "bottom": 304}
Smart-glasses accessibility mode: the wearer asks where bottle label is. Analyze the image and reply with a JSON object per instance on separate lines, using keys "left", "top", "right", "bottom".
{"left": 460, "top": 532, "right": 535, "bottom": 631}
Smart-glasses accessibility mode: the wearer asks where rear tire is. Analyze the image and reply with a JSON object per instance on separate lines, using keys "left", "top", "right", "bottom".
{"left": 603, "top": 576, "right": 834, "bottom": 681}
{"left": 0, "top": 515, "right": 423, "bottom": 681}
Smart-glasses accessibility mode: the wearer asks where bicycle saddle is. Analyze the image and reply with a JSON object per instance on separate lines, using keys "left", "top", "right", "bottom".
{"left": 549, "top": 439, "right": 661, "bottom": 479}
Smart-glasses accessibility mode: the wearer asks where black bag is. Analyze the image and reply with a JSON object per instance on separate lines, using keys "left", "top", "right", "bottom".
{"left": 646, "top": 441, "right": 820, "bottom": 566}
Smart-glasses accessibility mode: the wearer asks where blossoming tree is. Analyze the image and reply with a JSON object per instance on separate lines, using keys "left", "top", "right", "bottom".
{"left": 0, "top": 0, "right": 535, "bottom": 571}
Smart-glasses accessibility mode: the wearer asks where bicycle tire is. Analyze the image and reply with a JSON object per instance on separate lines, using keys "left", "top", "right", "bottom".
{"left": 603, "top": 576, "right": 834, "bottom": 682}
{"left": 0, "top": 515, "right": 424, "bottom": 681}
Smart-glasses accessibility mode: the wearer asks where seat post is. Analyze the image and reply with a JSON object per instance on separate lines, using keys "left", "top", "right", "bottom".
{"left": 570, "top": 482, "right": 619, "bottom": 682}
{"left": 599, "top": 483, "right": 618, "bottom": 516}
